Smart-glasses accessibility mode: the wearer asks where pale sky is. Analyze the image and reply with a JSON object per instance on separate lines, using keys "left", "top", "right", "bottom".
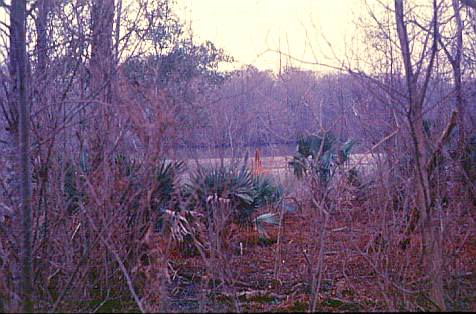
{"left": 0, "top": 0, "right": 367, "bottom": 73}
{"left": 177, "top": 0, "right": 363, "bottom": 73}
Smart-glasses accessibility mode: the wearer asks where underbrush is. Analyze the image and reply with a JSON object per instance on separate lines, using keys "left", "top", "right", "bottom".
{"left": 1, "top": 135, "right": 475, "bottom": 312}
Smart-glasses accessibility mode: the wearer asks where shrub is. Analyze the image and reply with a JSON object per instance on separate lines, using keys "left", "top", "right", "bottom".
{"left": 251, "top": 173, "right": 284, "bottom": 209}
{"left": 152, "top": 159, "right": 185, "bottom": 211}
{"left": 187, "top": 164, "right": 256, "bottom": 225}
{"left": 186, "top": 163, "right": 284, "bottom": 225}
{"left": 151, "top": 159, "right": 187, "bottom": 233}
{"left": 289, "top": 132, "right": 357, "bottom": 184}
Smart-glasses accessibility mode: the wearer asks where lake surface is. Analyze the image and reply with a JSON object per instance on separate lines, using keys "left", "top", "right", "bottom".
{"left": 168, "top": 151, "right": 383, "bottom": 182}
{"left": 167, "top": 143, "right": 297, "bottom": 160}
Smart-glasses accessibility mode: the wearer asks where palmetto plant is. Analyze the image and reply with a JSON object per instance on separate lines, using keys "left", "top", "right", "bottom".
{"left": 187, "top": 164, "right": 256, "bottom": 224}
{"left": 114, "top": 153, "right": 139, "bottom": 178}
{"left": 251, "top": 174, "right": 283, "bottom": 239}
{"left": 186, "top": 163, "right": 284, "bottom": 234}
{"left": 289, "top": 133, "right": 335, "bottom": 181}
{"left": 151, "top": 159, "right": 189, "bottom": 237}
{"left": 289, "top": 132, "right": 357, "bottom": 184}
{"left": 152, "top": 159, "right": 185, "bottom": 212}
{"left": 111, "top": 156, "right": 191, "bottom": 240}
{"left": 251, "top": 174, "right": 284, "bottom": 209}
{"left": 253, "top": 212, "right": 280, "bottom": 240}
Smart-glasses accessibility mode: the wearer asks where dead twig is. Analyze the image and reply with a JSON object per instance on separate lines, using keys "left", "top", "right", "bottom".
{"left": 83, "top": 176, "right": 145, "bottom": 313}
{"left": 426, "top": 109, "right": 458, "bottom": 174}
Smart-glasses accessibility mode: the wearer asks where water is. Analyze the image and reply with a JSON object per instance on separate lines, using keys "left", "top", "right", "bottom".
{"left": 167, "top": 143, "right": 297, "bottom": 160}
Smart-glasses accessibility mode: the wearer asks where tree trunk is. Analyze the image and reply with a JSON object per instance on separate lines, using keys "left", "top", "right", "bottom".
{"left": 452, "top": 0, "right": 465, "bottom": 156}
{"left": 90, "top": 0, "right": 114, "bottom": 102}
{"left": 10, "top": 0, "right": 33, "bottom": 311}
{"left": 35, "top": 0, "right": 49, "bottom": 83}
{"left": 394, "top": 0, "right": 445, "bottom": 310}
{"left": 90, "top": 0, "right": 115, "bottom": 167}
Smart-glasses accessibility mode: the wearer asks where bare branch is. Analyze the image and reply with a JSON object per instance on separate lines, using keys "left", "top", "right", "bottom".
{"left": 426, "top": 109, "right": 458, "bottom": 174}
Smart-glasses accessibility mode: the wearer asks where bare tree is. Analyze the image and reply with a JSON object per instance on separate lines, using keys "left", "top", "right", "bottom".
{"left": 395, "top": 0, "right": 449, "bottom": 310}
{"left": 437, "top": 0, "right": 466, "bottom": 154}
{"left": 10, "top": 0, "right": 32, "bottom": 311}
{"left": 90, "top": 0, "right": 115, "bottom": 166}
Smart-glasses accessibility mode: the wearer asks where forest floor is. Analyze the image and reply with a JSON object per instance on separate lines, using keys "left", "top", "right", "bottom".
{"left": 163, "top": 205, "right": 476, "bottom": 312}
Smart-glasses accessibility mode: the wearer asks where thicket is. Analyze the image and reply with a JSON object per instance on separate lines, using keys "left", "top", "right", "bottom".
{"left": 0, "top": 0, "right": 475, "bottom": 312}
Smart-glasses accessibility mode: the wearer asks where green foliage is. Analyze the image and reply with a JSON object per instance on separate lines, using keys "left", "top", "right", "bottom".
{"left": 187, "top": 164, "right": 255, "bottom": 224}
{"left": 123, "top": 40, "right": 232, "bottom": 88}
{"left": 289, "top": 132, "right": 357, "bottom": 183}
{"left": 153, "top": 159, "right": 185, "bottom": 212}
{"left": 151, "top": 159, "right": 187, "bottom": 233}
{"left": 254, "top": 212, "right": 280, "bottom": 239}
{"left": 158, "top": 40, "right": 233, "bottom": 85}
{"left": 296, "top": 133, "right": 335, "bottom": 159}
{"left": 338, "top": 139, "right": 357, "bottom": 165}
{"left": 122, "top": 40, "right": 232, "bottom": 132}
{"left": 251, "top": 174, "right": 284, "bottom": 209}
{"left": 186, "top": 163, "right": 284, "bottom": 225}
{"left": 113, "top": 156, "right": 188, "bottom": 233}
{"left": 113, "top": 153, "right": 139, "bottom": 178}
{"left": 143, "top": 0, "right": 183, "bottom": 50}
{"left": 288, "top": 133, "right": 335, "bottom": 180}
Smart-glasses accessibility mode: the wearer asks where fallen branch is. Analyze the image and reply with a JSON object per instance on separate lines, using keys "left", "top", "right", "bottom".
{"left": 426, "top": 109, "right": 458, "bottom": 174}
{"left": 365, "top": 128, "right": 400, "bottom": 155}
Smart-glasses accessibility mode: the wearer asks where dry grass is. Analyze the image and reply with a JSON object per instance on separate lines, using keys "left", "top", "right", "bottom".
{"left": 165, "top": 201, "right": 476, "bottom": 312}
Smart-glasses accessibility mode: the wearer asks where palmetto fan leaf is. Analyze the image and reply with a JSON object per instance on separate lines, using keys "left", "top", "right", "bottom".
{"left": 187, "top": 162, "right": 285, "bottom": 225}
{"left": 289, "top": 133, "right": 335, "bottom": 180}
{"left": 337, "top": 139, "right": 358, "bottom": 165}
{"left": 254, "top": 212, "right": 280, "bottom": 239}
{"left": 187, "top": 164, "right": 256, "bottom": 224}
{"left": 297, "top": 133, "right": 335, "bottom": 158}
{"left": 153, "top": 159, "right": 185, "bottom": 212}
{"left": 290, "top": 133, "right": 357, "bottom": 183}
{"left": 251, "top": 174, "right": 284, "bottom": 208}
